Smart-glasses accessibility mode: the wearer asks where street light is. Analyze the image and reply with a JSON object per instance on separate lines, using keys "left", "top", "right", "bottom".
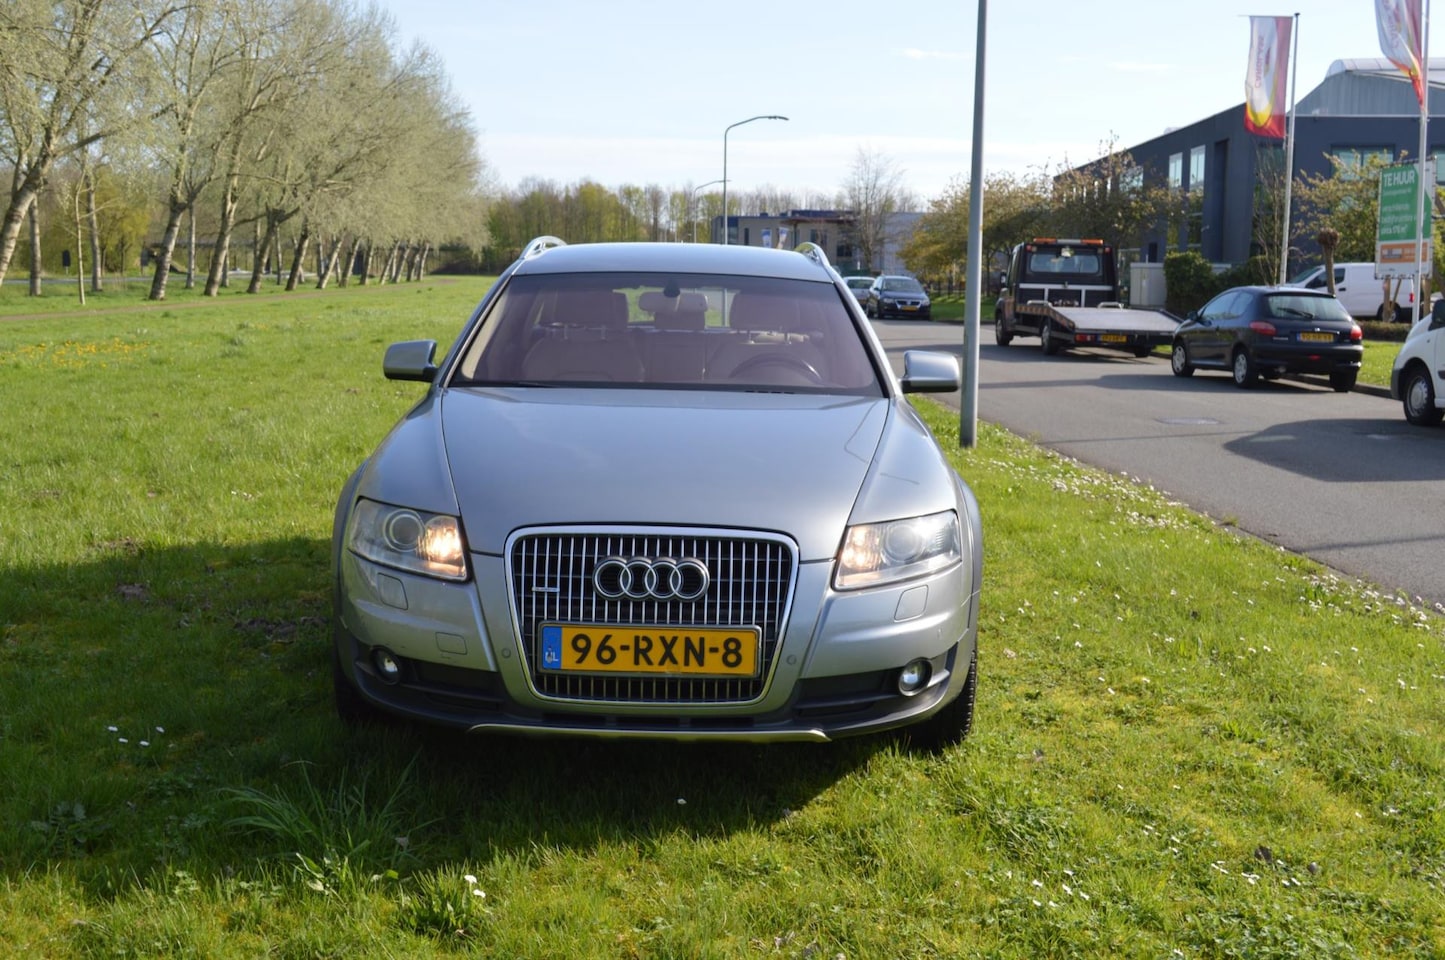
{"left": 690, "top": 179, "right": 724, "bottom": 243}
{"left": 721, "top": 115, "right": 788, "bottom": 245}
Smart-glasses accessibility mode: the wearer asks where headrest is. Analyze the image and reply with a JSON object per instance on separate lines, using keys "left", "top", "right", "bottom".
{"left": 549, "top": 290, "right": 628, "bottom": 328}
{"left": 639, "top": 290, "right": 708, "bottom": 330}
{"left": 729, "top": 292, "right": 801, "bottom": 333}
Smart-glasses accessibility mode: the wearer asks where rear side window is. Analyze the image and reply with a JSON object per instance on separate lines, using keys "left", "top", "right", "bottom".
{"left": 452, "top": 272, "right": 884, "bottom": 394}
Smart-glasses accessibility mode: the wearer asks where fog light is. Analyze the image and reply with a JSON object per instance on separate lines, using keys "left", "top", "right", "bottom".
{"left": 372, "top": 648, "right": 402, "bottom": 684}
{"left": 897, "top": 659, "right": 931, "bottom": 695}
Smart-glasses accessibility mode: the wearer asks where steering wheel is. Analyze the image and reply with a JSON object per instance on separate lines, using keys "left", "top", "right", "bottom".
{"left": 728, "top": 352, "right": 824, "bottom": 386}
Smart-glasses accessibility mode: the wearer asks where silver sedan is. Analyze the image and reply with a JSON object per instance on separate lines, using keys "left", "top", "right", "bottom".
{"left": 331, "top": 238, "right": 982, "bottom": 745}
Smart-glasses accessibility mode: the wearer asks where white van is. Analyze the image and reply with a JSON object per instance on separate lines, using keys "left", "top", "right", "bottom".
{"left": 1288, "top": 262, "right": 1420, "bottom": 322}
{"left": 1390, "top": 299, "right": 1445, "bottom": 425}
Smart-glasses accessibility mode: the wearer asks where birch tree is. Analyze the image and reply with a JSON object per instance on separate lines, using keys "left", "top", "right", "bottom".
{"left": 0, "top": 0, "right": 182, "bottom": 287}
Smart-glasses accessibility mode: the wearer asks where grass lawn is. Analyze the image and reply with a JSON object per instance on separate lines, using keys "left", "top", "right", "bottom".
{"left": 1, "top": 277, "right": 1442, "bottom": 958}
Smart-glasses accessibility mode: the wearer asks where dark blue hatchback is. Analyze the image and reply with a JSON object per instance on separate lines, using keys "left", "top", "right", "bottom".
{"left": 1169, "top": 286, "right": 1364, "bottom": 391}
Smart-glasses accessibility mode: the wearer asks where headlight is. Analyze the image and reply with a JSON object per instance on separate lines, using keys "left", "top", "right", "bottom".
{"left": 347, "top": 498, "right": 468, "bottom": 580}
{"left": 834, "top": 510, "right": 961, "bottom": 590}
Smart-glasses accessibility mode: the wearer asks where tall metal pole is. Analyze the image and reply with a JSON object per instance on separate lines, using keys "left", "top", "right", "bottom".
{"left": 1277, "top": 12, "right": 1300, "bottom": 285}
{"left": 721, "top": 115, "right": 788, "bottom": 246}
{"left": 1413, "top": 0, "right": 1431, "bottom": 323}
{"left": 691, "top": 179, "right": 724, "bottom": 243}
{"left": 960, "top": 0, "right": 987, "bottom": 448}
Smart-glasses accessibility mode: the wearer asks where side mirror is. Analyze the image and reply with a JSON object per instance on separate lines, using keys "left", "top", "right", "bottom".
{"left": 900, "top": 350, "right": 960, "bottom": 394}
{"left": 383, "top": 340, "right": 439, "bottom": 382}
{"left": 1430, "top": 299, "right": 1445, "bottom": 328}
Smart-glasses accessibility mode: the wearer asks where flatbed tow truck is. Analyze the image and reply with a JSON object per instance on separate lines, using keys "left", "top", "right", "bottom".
{"left": 994, "top": 238, "right": 1178, "bottom": 357}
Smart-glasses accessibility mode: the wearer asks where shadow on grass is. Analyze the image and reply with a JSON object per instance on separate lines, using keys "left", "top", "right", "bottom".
{"left": 0, "top": 536, "right": 877, "bottom": 885}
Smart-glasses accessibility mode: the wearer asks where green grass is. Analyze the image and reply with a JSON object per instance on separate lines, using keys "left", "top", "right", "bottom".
{"left": 1, "top": 279, "right": 1442, "bottom": 957}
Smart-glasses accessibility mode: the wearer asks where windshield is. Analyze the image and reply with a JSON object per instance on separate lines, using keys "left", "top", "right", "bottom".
{"left": 1026, "top": 251, "right": 1102, "bottom": 277}
{"left": 451, "top": 272, "right": 883, "bottom": 394}
{"left": 881, "top": 277, "right": 924, "bottom": 293}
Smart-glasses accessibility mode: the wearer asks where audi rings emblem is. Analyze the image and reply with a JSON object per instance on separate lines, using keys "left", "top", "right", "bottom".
{"left": 593, "top": 556, "right": 711, "bottom": 602}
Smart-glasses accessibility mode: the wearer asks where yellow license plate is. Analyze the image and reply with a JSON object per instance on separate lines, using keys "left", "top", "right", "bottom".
{"left": 1299, "top": 332, "right": 1334, "bottom": 342}
{"left": 539, "top": 624, "right": 760, "bottom": 678}
{"left": 1101, "top": 334, "right": 1127, "bottom": 343}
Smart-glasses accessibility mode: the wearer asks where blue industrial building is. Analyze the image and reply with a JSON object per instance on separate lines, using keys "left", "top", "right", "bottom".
{"left": 1107, "top": 58, "right": 1445, "bottom": 274}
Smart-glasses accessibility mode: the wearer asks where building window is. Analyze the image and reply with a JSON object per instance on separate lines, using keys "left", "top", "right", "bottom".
{"left": 1189, "top": 145, "right": 1206, "bottom": 192}
{"left": 1120, "top": 166, "right": 1143, "bottom": 193}
{"left": 1330, "top": 147, "right": 1393, "bottom": 179}
{"left": 1168, "top": 153, "right": 1183, "bottom": 190}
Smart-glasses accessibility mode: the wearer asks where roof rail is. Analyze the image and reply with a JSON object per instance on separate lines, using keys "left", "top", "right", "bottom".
{"left": 793, "top": 241, "right": 831, "bottom": 268}
{"left": 521, "top": 236, "right": 566, "bottom": 259}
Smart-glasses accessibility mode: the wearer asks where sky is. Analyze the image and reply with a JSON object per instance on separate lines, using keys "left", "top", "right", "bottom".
{"left": 371, "top": 0, "right": 1422, "bottom": 204}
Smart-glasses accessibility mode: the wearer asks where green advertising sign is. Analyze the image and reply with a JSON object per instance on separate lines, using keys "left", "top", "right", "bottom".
{"left": 1376, "top": 161, "right": 1435, "bottom": 277}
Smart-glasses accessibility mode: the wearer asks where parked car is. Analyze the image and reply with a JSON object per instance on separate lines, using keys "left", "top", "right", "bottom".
{"left": 331, "top": 237, "right": 983, "bottom": 745}
{"left": 843, "top": 275, "right": 873, "bottom": 303}
{"left": 1169, "top": 285, "right": 1363, "bottom": 391}
{"left": 1391, "top": 298, "right": 1445, "bottom": 425}
{"left": 865, "top": 275, "right": 932, "bottom": 319}
{"left": 1287, "top": 262, "right": 1421, "bottom": 322}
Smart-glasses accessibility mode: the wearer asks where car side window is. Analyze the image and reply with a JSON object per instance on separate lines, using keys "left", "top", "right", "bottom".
{"left": 1200, "top": 292, "right": 1236, "bottom": 321}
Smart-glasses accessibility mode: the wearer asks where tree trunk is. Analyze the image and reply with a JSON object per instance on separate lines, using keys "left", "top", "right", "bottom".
{"left": 72, "top": 184, "right": 85, "bottom": 306}
{"left": 248, "top": 215, "right": 279, "bottom": 294}
{"left": 204, "top": 171, "right": 242, "bottom": 296}
{"left": 149, "top": 198, "right": 188, "bottom": 300}
{"left": 185, "top": 207, "right": 196, "bottom": 289}
{"left": 86, "top": 171, "right": 103, "bottom": 292}
{"left": 340, "top": 236, "right": 363, "bottom": 287}
{"left": 285, "top": 225, "right": 310, "bottom": 291}
{"left": 0, "top": 165, "right": 44, "bottom": 288}
{"left": 27, "top": 202, "right": 42, "bottom": 297}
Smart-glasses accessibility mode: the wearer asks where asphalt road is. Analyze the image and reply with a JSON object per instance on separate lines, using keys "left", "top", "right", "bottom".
{"left": 873, "top": 318, "right": 1445, "bottom": 610}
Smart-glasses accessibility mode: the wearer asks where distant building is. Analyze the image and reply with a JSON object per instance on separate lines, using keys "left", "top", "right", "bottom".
{"left": 1095, "top": 58, "right": 1445, "bottom": 274}
{"left": 711, "top": 210, "right": 922, "bottom": 276}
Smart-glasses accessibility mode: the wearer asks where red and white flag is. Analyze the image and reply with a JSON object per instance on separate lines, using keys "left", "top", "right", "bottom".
{"left": 1376, "top": 0, "right": 1426, "bottom": 105}
{"left": 1244, "top": 16, "right": 1292, "bottom": 138}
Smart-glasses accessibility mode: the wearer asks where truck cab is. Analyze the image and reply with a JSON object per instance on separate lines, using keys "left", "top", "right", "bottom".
{"left": 997, "top": 238, "right": 1119, "bottom": 336}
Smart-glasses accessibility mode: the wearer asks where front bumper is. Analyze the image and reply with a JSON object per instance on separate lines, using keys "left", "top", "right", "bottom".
{"left": 334, "top": 547, "right": 978, "bottom": 742}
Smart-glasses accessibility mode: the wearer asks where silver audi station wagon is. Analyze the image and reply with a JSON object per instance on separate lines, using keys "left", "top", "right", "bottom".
{"left": 331, "top": 238, "right": 982, "bottom": 745}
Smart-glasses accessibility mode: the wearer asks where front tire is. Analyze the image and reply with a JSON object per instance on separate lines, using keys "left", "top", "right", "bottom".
{"left": 331, "top": 626, "right": 388, "bottom": 727}
{"left": 1170, "top": 340, "right": 1194, "bottom": 377}
{"left": 1041, "top": 321, "right": 1061, "bottom": 356}
{"left": 995, "top": 313, "right": 1012, "bottom": 346}
{"left": 1402, "top": 366, "right": 1444, "bottom": 425}
{"left": 1231, "top": 347, "right": 1258, "bottom": 388}
{"left": 903, "top": 650, "right": 977, "bottom": 752}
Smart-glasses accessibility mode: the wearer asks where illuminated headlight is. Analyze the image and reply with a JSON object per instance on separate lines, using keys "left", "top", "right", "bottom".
{"left": 834, "top": 510, "right": 961, "bottom": 590}
{"left": 347, "top": 498, "right": 467, "bottom": 581}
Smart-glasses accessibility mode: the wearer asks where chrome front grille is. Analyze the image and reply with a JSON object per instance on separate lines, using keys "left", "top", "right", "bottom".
{"left": 508, "top": 530, "right": 796, "bottom": 704}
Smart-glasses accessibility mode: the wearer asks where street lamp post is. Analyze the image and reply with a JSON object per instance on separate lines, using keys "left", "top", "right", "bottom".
{"left": 690, "top": 179, "right": 724, "bottom": 243}
{"left": 721, "top": 115, "right": 788, "bottom": 245}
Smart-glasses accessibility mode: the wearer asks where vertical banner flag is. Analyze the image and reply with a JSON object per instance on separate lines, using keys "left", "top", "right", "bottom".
{"left": 1376, "top": 0, "right": 1426, "bottom": 104}
{"left": 1244, "top": 16, "right": 1293, "bottom": 138}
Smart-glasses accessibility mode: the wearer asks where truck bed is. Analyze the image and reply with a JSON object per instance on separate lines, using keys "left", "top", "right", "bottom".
{"left": 1041, "top": 305, "right": 1178, "bottom": 335}
{"left": 1009, "top": 302, "right": 1179, "bottom": 355}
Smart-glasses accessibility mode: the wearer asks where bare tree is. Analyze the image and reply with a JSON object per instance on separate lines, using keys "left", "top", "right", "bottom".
{"left": 843, "top": 148, "right": 906, "bottom": 273}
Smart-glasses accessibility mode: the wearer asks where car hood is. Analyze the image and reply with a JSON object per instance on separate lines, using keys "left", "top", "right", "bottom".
{"left": 430, "top": 388, "right": 897, "bottom": 559}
